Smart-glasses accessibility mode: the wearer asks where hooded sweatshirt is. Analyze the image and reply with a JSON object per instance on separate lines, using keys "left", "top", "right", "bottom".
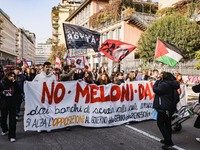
{"left": 32, "top": 71, "right": 56, "bottom": 82}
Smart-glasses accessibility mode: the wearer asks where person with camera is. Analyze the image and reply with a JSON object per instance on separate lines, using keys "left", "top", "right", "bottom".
{"left": 153, "top": 72, "right": 180, "bottom": 150}
{"left": 0, "top": 72, "right": 20, "bottom": 142}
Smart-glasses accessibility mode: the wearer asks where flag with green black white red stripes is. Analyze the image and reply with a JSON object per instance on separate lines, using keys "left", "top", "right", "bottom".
{"left": 154, "top": 39, "right": 183, "bottom": 67}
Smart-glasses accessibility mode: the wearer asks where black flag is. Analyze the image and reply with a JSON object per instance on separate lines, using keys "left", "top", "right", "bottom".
{"left": 63, "top": 23, "right": 100, "bottom": 52}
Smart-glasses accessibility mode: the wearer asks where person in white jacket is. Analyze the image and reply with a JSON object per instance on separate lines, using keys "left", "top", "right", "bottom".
{"left": 32, "top": 61, "right": 56, "bottom": 133}
{"left": 33, "top": 62, "right": 56, "bottom": 82}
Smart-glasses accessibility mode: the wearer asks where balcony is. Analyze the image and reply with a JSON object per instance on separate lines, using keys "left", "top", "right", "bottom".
{"left": 53, "top": 39, "right": 59, "bottom": 43}
{"left": 52, "top": 16, "right": 59, "bottom": 21}
{"left": 53, "top": 31, "right": 60, "bottom": 36}
{"left": 52, "top": 23, "right": 59, "bottom": 28}
{"left": 52, "top": 6, "right": 59, "bottom": 14}
{"left": 0, "top": 19, "right": 3, "bottom": 23}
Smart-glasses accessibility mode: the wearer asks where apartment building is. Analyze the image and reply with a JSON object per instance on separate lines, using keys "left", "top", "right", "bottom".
{"left": 0, "top": 8, "right": 18, "bottom": 66}
{"left": 65, "top": 0, "right": 109, "bottom": 70}
{"left": 35, "top": 40, "right": 52, "bottom": 65}
{"left": 65, "top": 0, "right": 158, "bottom": 72}
{"left": 16, "top": 28, "right": 36, "bottom": 64}
{"left": 51, "top": 0, "right": 83, "bottom": 47}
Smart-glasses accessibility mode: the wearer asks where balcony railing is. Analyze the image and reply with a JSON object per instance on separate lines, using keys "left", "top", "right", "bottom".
{"left": 52, "top": 16, "right": 59, "bottom": 21}
{"left": 53, "top": 31, "right": 60, "bottom": 35}
{"left": 53, "top": 39, "right": 59, "bottom": 43}
{"left": 52, "top": 23, "right": 59, "bottom": 28}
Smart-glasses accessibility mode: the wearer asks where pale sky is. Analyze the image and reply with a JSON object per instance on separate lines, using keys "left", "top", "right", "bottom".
{"left": 0, "top": 0, "right": 61, "bottom": 43}
{"left": 0, "top": 0, "right": 158, "bottom": 44}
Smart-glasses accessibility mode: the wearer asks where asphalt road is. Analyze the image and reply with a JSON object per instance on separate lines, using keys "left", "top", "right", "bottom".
{"left": 0, "top": 87, "right": 199, "bottom": 150}
{"left": 0, "top": 112, "right": 199, "bottom": 150}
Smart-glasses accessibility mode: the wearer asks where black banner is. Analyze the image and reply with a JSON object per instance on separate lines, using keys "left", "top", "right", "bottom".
{"left": 63, "top": 23, "right": 100, "bottom": 52}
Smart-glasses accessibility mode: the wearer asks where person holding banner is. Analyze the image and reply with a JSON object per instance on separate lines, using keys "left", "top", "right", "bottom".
{"left": 0, "top": 72, "right": 20, "bottom": 142}
{"left": 96, "top": 72, "right": 111, "bottom": 85}
{"left": 60, "top": 65, "right": 76, "bottom": 81}
{"left": 33, "top": 62, "right": 56, "bottom": 83}
{"left": 153, "top": 72, "right": 180, "bottom": 150}
{"left": 32, "top": 62, "right": 56, "bottom": 132}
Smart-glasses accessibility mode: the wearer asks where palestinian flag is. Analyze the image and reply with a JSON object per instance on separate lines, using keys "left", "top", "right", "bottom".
{"left": 155, "top": 39, "right": 183, "bottom": 67}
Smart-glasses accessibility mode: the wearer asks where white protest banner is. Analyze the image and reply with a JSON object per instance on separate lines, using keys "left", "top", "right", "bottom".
{"left": 24, "top": 81, "right": 155, "bottom": 131}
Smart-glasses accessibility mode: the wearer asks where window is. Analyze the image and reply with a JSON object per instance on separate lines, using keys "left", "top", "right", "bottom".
{"left": 117, "top": 27, "right": 121, "bottom": 40}
{"left": 109, "top": 30, "right": 113, "bottom": 39}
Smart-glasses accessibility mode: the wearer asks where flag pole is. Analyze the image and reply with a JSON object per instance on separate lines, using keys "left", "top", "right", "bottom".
{"left": 152, "top": 38, "right": 159, "bottom": 70}
{"left": 117, "top": 62, "right": 120, "bottom": 73}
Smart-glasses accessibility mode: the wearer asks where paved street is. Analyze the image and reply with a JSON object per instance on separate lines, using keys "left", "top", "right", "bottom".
{"left": 0, "top": 86, "right": 200, "bottom": 150}
{"left": 0, "top": 107, "right": 200, "bottom": 150}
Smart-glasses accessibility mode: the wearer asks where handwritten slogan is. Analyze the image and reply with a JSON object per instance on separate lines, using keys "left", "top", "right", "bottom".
{"left": 24, "top": 81, "right": 155, "bottom": 131}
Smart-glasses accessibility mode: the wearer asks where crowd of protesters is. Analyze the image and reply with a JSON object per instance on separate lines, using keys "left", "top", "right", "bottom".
{"left": 0, "top": 61, "right": 199, "bottom": 147}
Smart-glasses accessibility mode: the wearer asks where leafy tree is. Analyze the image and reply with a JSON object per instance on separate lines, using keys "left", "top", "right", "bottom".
{"left": 195, "top": 51, "right": 200, "bottom": 69}
{"left": 48, "top": 44, "right": 67, "bottom": 65}
{"left": 137, "top": 13, "right": 200, "bottom": 62}
{"left": 157, "top": 0, "right": 200, "bottom": 17}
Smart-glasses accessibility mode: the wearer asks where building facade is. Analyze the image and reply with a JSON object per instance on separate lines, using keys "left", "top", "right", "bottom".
{"left": 65, "top": 0, "right": 158, "bottom": 73}
{"left": 16, "top": 28, "right": 36, "bottom": 64}
{"left": 0, "top": 8, "right": 18, "bottom": 66}
{"left": 35, "top": 40, "right": 52, "bottom": 65}
{"left": 51, "top": 0, "right": 83, "bottom": 47}
{"left": 65, "top": 0, "right": 109, "bottom": 70}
